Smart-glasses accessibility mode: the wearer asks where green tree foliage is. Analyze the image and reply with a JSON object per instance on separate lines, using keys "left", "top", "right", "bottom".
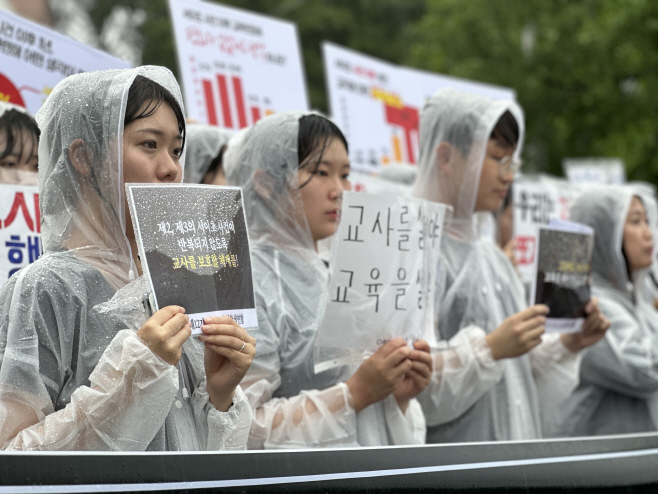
{"left": 407, "top": 0, "right": 658, "bottom": 181}
{"left": 88, "top": 1, "right": 658, "bottom": 181}
{"left": 89, "top": 0, "right": 177, "bottom": 74}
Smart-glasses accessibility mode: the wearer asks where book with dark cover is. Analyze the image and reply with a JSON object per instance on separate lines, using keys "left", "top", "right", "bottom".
{"left": 126, "top": 184, "right": 257, "bottom": 334}
{"left": 531, "top": 219, "right": 594, "bottom": 333}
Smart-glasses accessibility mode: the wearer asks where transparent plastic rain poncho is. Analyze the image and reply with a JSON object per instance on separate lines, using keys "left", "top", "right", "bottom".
{"left": 548, "top": 185, "right": 658, "bottom": 436}
{"left": 412, "top": 88, "right": 580, "bottom": 442}
{"left": 0, "top": 100, "right": 39, "bottom": 185}
{"left": 0, "top": 66, "right": 251, "bottom": 451}
{"left": 224, "top": 111, "right": 426, "bottom": 449}
{"left": 182, "top": 123, "right": 233, "bottom": 184}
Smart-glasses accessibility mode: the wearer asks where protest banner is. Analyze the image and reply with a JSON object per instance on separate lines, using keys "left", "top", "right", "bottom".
{"left": 348, "top": 170, "right": 411, "bottom": 196}
{"left": 562, "top": 157, "right": 626, "bottom": 186}
{"left": 0, "top": 183, "right": 41, "bottom": 280}
{"left": 126, "top": 184, "right": 257, "bottom": 334}
{"left": 512, "top": 176, "right": 580, "bottom": 287}
{"left": 169, "top": 0, "right": 309, "bottom": 128}
{"left": 0, "top": 10, "right": 130, "bottom": 114}
{"left": 314, "top": 191, "right": 449, "bottom": 372}
{"left": 531, "top": 219, "right": 594, "bottom": 333}
{"left": 323, "top": 41, "right": 515, "bottom": 174}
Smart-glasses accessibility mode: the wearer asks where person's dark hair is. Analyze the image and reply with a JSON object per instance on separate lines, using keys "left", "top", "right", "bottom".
{"left": 124, "top": 75, "right": 186, "bottom": 153}
{"left": 501, "top": 182, "right": 513, "bottom": 211}
{"left": 621, "top": 194, "right": 646, "bottom": 281}
{"left": 490, "top": 110, "right": 519, "bottom": 148}
{"left": 0, "top": 109, "right": 40, "bottom": 163}
{"left": 297, "top": 114, "right": 348, "bottom": 187}
{"left": 204, "top": 145, "right": 227, "bottom": 181}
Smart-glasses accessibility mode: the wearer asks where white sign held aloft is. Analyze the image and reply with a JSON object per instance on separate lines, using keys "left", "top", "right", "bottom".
{"left": 0, "top": 10, "right": 130, "bottom": 114}
{"left": 512, "top": 176, "right": 580, "bottom": 286}
{"left": 314, "top": 191, "right": 449, "bottom": 373}
{"left": 168, "top": 0, "right": 309, "bottom": 129}
{"left": 0, "top": 183, "right": 42, "bottom": 280}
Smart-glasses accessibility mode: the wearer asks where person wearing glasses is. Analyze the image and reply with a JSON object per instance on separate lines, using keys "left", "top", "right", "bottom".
{"left": 411, "top": 88, "right": 610, "bottom": 442}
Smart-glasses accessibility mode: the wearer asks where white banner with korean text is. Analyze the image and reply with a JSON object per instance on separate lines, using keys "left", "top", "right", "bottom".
{"left": 169, "top": 0, "right": 309, "bottom": 129}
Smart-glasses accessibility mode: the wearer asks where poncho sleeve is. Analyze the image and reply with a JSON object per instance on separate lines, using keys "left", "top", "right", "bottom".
{"left": 242, "top": 288, "right": 358, "bottom": 449}
{"left": 0, "top": 264, "right": 180, "bottom": 450}
{"left": 578, "top": 296, "right": 658, "bottom": 398}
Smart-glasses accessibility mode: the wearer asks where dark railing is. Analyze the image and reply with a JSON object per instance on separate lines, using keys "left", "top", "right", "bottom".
{"left": 1, "top": 432, "right": 658, "bottom": 493}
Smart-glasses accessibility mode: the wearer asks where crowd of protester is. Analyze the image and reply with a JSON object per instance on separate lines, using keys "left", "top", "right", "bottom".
{"left": 7, "top": 62, "right": 658, "bottom": 453}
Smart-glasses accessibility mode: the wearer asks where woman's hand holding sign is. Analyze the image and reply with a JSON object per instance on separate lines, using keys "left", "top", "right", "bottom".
{"left": 393, "top": 340, "right": 433, "bottom": 413}
{"left": 560, "top": 298, "right": 610, "bottom": 352}
{"left": 137, "top": 306, "right": 192, "bottom": 366}
{"left": 199, "top": 316, "right": 256, "bottom": 412}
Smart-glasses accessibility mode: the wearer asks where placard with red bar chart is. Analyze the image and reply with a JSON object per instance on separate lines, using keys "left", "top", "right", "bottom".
{"left": 0, "top": 11, "right": 130, "bottom": 116}
{"left": 169, "top": 0, "right": 309, "bottom": 129}
{"left": 323, "top": 42, "right": 516, "bottom": 175}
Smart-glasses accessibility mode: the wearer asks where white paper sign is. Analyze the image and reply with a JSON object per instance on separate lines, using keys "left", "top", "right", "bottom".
{"left": 314, "top": 192, "right": 448, "bottom": 372}
{"left": 563, "top": 157, "right": 626, "bottom": 185}
{"left": 169, "top": 0, "right": 309, "bottom": 129}
{"left": 513, "top": 177, "right": 580, "bottom": 285}
{"left": 0, "top": 10, "right": 130, "bottom": 114}
{"left": 323, "top": 41, "right": 515, "bottom": 174}
{"left": 0, "top": 183, "right": 41, "bottom": 280}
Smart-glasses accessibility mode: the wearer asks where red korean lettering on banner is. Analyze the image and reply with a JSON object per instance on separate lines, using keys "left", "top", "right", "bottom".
{"left": 2, "top": 192, "right": 36, "bottom": 231}
{"left": 516, "top": 236, "right": 536, "bottom": 266}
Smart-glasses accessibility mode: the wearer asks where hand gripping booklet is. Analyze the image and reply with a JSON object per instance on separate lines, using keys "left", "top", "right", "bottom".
{"left": 126, "top": 184, "right": 257, "bottom": 334}
{"left": 531, "top": 218, "right": 594, "bottom": 333}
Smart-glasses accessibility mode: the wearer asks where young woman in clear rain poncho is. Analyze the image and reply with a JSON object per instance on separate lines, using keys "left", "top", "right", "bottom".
{"left": 224, "top": 111, "right": 433, "bottom": 449}
{"left": 0, "top": 101, "right": 39, "bottom": 185}
{"left": 182, "top": 123, "right": 233, "bottom": 185}
{"left": 412, "top": 88, "right": 610, "bottom": 442}
{"left": 548, "top": 185, "right": 658, "bottom": 436}
{"left": 0, "top": 66, "right": 255, "bottom": 450}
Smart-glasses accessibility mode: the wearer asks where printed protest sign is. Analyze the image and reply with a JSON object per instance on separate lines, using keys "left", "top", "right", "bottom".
{"left": 562, "top": 157, "right": 626, "bottom": 186}
{"left": 314, "top": 191, "right": 448, "bottom": 372}
{"left": 0, "top": 183, "right": 41, "bottom": 280}
{"left": 531, "top": 219, "right": 594, "bottom": 333}
{"left": 323, "top": 41, "right": 515, "bottom": 174}
{"left": 126, "top": 184, "right": 257, "bottom": 334}
{"left": 0, "top": 10, "right": 130, "bottom": 114}
{"left": 512, "top": 176, "right": 580, "bottom": 286}
{"left": 169, "top": 0, "right": 308, "bottom": 129}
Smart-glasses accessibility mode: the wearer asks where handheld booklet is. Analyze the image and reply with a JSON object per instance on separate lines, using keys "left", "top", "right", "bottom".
{"left": 531, "top": 218, "right": 594, "bottom": 333}
{"left": 126, "top": 184, "right": 257, "bottom": 334}
{"left": 314, "top": 191, "right": 449, "bottom": 372}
